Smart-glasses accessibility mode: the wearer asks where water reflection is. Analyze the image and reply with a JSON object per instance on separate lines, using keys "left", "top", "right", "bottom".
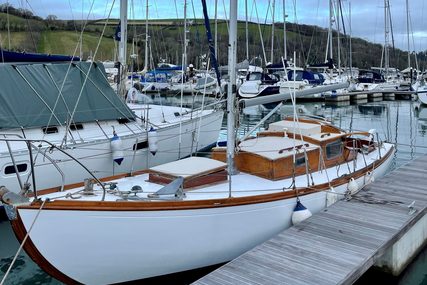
{"left": 414, "top": 105, "right": 427, "bottom": 135}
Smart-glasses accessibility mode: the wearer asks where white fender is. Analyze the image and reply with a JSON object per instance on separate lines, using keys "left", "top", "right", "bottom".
{"left": 291, "top": 200, "right": 312, "bottom": 225}
{"left": 148, "top": 127, "right": 158, "bottom": 155}
{"left": 347, "top": 177, "right": 359, "bottom": 194}
{"left": 326, "top": 186, "right": 338, "bottom": 207}
{"left": 365, "top": 171, "right": 375, "bottom": 185}
{"left": 111, "top": 134, "right": 124, "bottom": 165}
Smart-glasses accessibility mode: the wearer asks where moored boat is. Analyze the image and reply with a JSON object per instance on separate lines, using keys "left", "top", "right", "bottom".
{"left": 0, "top": 61, "right": 223, "bottom": 196}
{"left": 1, "top": 0, "right": 395, "bottom": 284}
{"left": 2, "top": 115, "right": 394, "bottom": 284}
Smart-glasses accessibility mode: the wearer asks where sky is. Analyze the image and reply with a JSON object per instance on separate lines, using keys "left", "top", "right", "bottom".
{"left": 5, "top": 0, "right": 427, "bottom": 52}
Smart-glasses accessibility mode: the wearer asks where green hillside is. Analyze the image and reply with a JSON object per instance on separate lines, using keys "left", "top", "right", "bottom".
{"left": 38, "top": 31, "right": 116, "bottom": 60}
{"left": 1, "top": 10, "right": 426, "bottom": 70}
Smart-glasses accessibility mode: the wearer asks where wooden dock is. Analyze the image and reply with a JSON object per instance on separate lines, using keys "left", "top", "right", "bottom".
{"left": 324, "top": 90, "right": 416, "bottom": 102}
{"left": 194, "top": 155, "right": 427, "bottom": 285}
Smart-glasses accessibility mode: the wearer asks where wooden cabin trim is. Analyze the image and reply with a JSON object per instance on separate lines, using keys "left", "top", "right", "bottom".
{"left": 10, "top": 214, "right": 82, "bottom": 285}
{"left": 149, "top": 169, "right": 228, "bottom": 189}
{"left": 256, "top": 131, "right": 287, "bottom": 137}
{"left": 214, "top": 145, "right": 321, "bottom": 181}
{"left": 283, "top": 117, "right": 342, "bottom": 134}
{"left": 15, "top": 145, "right": 394, "bottom": 212}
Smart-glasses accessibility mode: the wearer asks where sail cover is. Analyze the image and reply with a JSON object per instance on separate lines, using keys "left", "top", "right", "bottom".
{"left": 0, "top": 49, "right": 80, "bottom": 62}
{"left": 0, "top": 61, "right": 135, "bottom": 129}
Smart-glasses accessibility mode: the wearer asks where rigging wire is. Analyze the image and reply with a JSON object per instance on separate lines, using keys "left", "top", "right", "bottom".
{"left": 253, "top": 0, "right": 267, "bottom": 65}
{"left": 22, "top": 0, "right": 37, "bottom": 51}
{"left": 66, "top": 0, "right": 116, "bottom": 122}
{"left": 152, "top": 0, "right": 169, "bottom": 63}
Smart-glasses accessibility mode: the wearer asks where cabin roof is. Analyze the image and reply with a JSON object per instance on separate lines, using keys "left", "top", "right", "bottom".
{"left": 239, "top": 136, "right": 319, "bottom": 160}
{"left": 150, "top": 156, "right": 227, "bottom": 178}
{"left": 268, "top": 120, "right": 322, "bottom": 136}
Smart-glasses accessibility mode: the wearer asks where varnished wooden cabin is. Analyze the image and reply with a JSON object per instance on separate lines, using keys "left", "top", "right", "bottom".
{"left": 212, "top": 118, "right": 373, "bottom": 181}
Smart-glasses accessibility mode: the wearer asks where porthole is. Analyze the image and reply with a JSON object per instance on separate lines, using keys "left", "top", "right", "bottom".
{"left": 4, "top": 163, "right": 28, "bottom": 175}
{"left": 133, "top": 141, "right": 148, "bottom": 150}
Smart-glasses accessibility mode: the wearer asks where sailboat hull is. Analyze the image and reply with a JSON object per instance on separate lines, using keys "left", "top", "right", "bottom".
{"left": 12, "top": 147, "right": 393, "bottom": 285}
{"left": 0, "top": 110, "right": 223, "bottom": 194}
{"left": 417, "top": 90, "right": 427, "bottom": 104}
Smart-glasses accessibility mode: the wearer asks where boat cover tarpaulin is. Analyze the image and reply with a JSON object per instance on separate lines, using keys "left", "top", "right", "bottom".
{"left": 0, "top": 62, "right": 135, "bottom": 129}
{"left": 0, "top": 49, "right": 80, "bottom": 62}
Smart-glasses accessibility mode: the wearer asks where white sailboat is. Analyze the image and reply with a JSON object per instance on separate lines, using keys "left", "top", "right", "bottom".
{"left": 1, "top": 1, "right": 395, "bottom": 285}
{"left": 413, "top": 80, "right": 427, "bottom": 104}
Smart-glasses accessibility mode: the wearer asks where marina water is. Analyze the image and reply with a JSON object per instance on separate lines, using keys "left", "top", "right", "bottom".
{"left": 1, "top": 97, "right": 426, "bottom": 284}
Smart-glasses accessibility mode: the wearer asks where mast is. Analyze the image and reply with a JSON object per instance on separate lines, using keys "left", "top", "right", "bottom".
{"left": 384, "top": 0, "right": 390, "bottom": 77}
{"left": 283, "top": 0, "right": 287, "bottom": 60}
{"left": 327, "top": 0, "right": 333, "bottom": 61}
{"left": 144, "top": 0, "right": 149, "bottom": 71}
{"left": 215, "top": 0, "right": 218, "bottom": 60}
{"left": 406, "top": 0, "right": 410, "bottom": 68}
{"left": 270, "top": 0, "right": 275, "bottom": 63}
{"left": 183, "top": 0, "right": 188, "bottom": 68}
{"left": 80, "top": 0, "right": 83, "bottom": 59}
{"left": 349, "top": 0, "right": 352, "bottom": 75}
{"left": 118, "top": 0, "right": 128, "bottom": 98}
{"left": 337, "top": 0, "right": 341, "bottom": 75}
{"left": 245, "top": 0, "right": 249, "bottom": 59}
{"left": 227, "top": 0, "right": 238, "bottom": 176}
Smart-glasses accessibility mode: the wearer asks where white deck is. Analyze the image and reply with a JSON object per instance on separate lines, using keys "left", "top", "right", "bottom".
{"left": 268, "top": 120, "right": 321, "bottom": 136}
{"left": 39, "top": 142, "right": 394, "bottom": 203}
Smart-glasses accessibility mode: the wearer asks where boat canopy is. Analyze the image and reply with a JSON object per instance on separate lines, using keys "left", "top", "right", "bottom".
{"left": 287, "top": 70, "right": 325, "bottom": 85}
{"left": 0, "top": 49, "right": 80, "bottom": 62}
{"left": 0, "top": 61, "right": 135, "bottom": 130}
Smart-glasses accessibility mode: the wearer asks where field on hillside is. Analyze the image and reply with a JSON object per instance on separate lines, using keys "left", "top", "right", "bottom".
{"left": 38, "top": 31, "right": 117, "bottom": 60}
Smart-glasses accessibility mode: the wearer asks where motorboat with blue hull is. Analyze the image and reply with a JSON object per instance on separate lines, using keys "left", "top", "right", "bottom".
{"left": 238, "top": 71, "right": 280, "bottom": 98}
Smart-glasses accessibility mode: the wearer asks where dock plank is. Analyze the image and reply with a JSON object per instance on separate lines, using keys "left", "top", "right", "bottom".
{"left": 194, "top": 155, "right": 427, "bottom": 285}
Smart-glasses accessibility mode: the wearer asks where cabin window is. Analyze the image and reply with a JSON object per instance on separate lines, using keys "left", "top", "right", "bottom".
{"left": 294, "top": 156, "right": 306, "bottom": 167}
{"left": 326, "top": 139, "right": 343, "bottom": 160}
{"left": 117, "top": 118, "right": 130, "bottom": 124}
{"left": 248, "top": 73, "right": 262, "bottom": 81}
{"left": 133, "top": 141, "right": 148, "bottom": 151}
{"left": 42, "top": 126, "right": 58, "bottom": 134}
{"left": 4, "top": 163, "right": 28, "bottom": 175}
{"left": 70, "top": 123, "right": 84, "bottom": 131}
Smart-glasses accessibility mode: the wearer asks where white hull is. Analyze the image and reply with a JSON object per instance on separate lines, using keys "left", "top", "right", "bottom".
{"left": 0, "top": 109, "right": 223, "bottom": 193}
{"left": 15, "top": 144, "right": 394, "bottom": 284}
{"left": 412, "top": 81, "right": 427, "bottom": 104}
{"left": 356, "top": 82, "right": 399, "bottom": 92}
{"left": 418, "top": 92, "right": 427, "bottom": 104}
{"left": 141, "top": 82, "right": 170, "bottom": 92}
{"left": 19, "top": 196, "right": 320, "bottom": 284}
